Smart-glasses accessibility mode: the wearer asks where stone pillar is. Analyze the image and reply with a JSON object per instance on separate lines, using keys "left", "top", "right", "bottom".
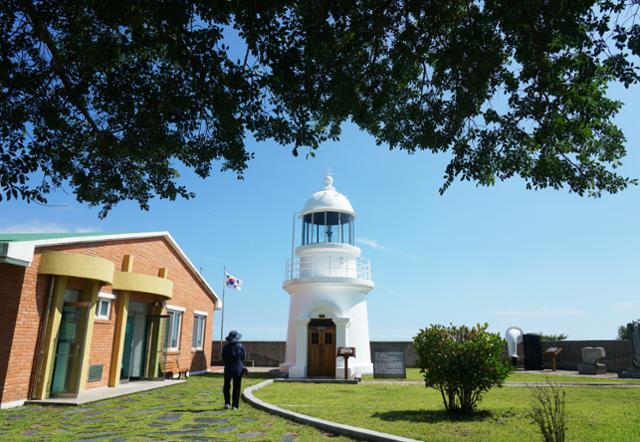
{"left": 77, "top": 280, "right": 100, "bottom": 393}
{"left": 334, "top": 317, "right": 350, "bottom": 378}
{"left": 33, "top": 276, "right": 67, "bottom": 400}
{"left": 289, "top": 318, "right": 309, "bottom": 378}
{"left": 145, "top": 267, "right": 169, "bottom": 379}
{"left": 108, "top": 291, "right": 130, "bottom": 387}
{"left": 108, "top": 255, "right": 134, "bottom": 387}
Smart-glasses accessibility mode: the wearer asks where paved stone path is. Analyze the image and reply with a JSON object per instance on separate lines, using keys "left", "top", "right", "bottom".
{"left": 0, "top": 376, "right": 320, "bottom": 441}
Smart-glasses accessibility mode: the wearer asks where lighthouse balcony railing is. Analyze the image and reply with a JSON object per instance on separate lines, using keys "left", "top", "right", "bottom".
{"left": 284, "top": 256, "right": 372, "bottom": 281}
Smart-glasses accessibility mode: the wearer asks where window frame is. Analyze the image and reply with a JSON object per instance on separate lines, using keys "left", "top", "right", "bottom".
{"left": 95, "top": 292, "right": 115, "bottom": 320}
{"left": 192, "top": 313, "right": 207, "bottom": 351}
{"left": 165, "top": 306, "right": 185, "bottom": 352}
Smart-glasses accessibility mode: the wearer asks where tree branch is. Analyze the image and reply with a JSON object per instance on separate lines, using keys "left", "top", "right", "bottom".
{"left": 18, "top": 0, "right": 100, "bottom": 134}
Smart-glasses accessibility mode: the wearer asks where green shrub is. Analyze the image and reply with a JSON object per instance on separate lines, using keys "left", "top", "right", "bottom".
{"left": 413, "top": 323, "right": 512, "bottom": 414}
{"left": 529, "top": 383, "right": 567, "bottom": 442}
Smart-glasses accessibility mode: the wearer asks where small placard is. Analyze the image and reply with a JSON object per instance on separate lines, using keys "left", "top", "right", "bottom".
{"left": 373, "top": 351, "right": 406, "bottom": 379}
{"left": 88, "top": 364, "right": 103, "bottom": 382}
{"left": 545, "top": 347, "right": 563, "bottom": 356}
{"left": 338, "top": 346, "right": 356, "bottom": 357}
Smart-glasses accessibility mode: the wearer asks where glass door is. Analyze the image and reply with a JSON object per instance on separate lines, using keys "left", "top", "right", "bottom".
{"left": 120, "top": 315, "right": 135, "bottom": 382}
{"left": 144, "top": 315, "right": 169, "bottom": 379}
{"left": 50, "top": 289, "right": 86, "bottom": 396}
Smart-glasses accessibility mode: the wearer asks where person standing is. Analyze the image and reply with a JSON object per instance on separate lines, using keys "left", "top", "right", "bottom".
{"left": 221, "top": 330, "right": 246, "bottom": 409}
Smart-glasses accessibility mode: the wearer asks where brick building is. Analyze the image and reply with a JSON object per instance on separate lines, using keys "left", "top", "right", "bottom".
{"left": 0, "top": 232, "right": 219, "bottom": 409}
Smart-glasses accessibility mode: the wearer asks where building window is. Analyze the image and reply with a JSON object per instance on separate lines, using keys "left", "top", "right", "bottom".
{"left": 95, "top": 292, "right": 115, "bottom": 320}
{"left": 165, "top": 309, "right": 183, "bottom": 352}
{"left": 192, "top": 314, "right": 206, "bottom": 350}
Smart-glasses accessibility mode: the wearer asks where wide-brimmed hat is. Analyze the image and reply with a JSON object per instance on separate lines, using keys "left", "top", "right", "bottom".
{"left": 225, "top": 330, "right": 242, "bottom": 342}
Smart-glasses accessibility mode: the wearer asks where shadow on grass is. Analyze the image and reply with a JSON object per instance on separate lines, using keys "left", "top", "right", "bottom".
{"left": 372, "top": 409, "right": 494, "bottom": 423}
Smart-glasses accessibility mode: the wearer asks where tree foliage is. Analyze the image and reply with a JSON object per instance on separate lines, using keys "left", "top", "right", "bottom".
{"left": 2, "top": 1, "right": 640, "bottom": 216}
{"left": 541, "top": 333, "right": 568, "bottom": 341}
{"left": 413, "top": 323, "right": 512, "bottom": 414}
{"left": 618, "top": 320, "right": 640, "bottom": 339}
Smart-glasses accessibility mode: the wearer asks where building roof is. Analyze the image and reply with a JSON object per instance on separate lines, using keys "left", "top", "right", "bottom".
{"left": 0, "top": 232, "right": 106, "bottom": 242}
{"left": 302, "top": 175, "right": 355, "bottom": 216}
{"left": 0, "top": 231, "right": 220, "bottom": 307}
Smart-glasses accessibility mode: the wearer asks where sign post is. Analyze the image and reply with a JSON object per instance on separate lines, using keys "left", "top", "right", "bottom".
{"left": 545, "top": 347, "right": 563, "bottom": 371}
{"left": 373, "top": 351, "right": 406, "bottom": 379}
{"left": 337, "top": 347, "right": 356, "bottom": 380}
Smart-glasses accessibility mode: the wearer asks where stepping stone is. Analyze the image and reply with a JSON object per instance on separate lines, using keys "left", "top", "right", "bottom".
{"left": 55, "top": 429, "right": 73, "bottom": 434}
{"left": 182, "top": 438, "right": 225, "bottom": 441}
{"left": 132, "top": 409, "right": 155, "bottom": 415}
{"left": 165, "top": 429, "right": 206, "bottom": 435}
{"left": 64, "top": 407, "right": 91, "bottom": 414}
{"left": 158, "top": 413, "right": 182, "bottom": 421}
{"left": 282, "top": 433, "right": 299, "bottom": 442}
{"left": 21, "top": 429, "right": 39, "bottom": 436}
{"left": 241, "top": 417, "right": 258, "bottom": 422}
{"left": 236, "top": 431, "right": 265, "bottom": 439}
{"left": 214, "top": 425, "right": 237, "bottom": 433}
{"left": 194, "top": 417, "right": 228, "bottom": 424}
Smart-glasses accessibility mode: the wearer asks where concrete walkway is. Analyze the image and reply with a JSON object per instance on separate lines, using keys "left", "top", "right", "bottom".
{"left": 243, "top": 379, "right": 420, "bottom": 442}
{"left": 26, "top": 379, "right": 185, "bottom": 406}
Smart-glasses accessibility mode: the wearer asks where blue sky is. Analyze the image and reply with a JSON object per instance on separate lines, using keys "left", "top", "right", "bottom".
{"left": 2, "top": 86, "right": 639, "bottom": 342}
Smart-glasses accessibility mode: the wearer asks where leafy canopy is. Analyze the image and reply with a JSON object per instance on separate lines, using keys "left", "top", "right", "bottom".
{"left": 2, "top": 1, "right": 640, "bottom": 216}
{"left": 413, "top": 323, "right": 512, "bottom": 414}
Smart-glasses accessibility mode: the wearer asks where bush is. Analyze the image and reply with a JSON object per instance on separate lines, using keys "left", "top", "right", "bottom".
{"left": 529, "top": 383, "right": 567, "bottom": 442}
{"left": 413, "top": 323, "right": 512, "bottom": 414}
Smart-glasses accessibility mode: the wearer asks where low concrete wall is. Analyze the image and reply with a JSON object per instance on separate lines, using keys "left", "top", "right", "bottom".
{"left": 212, "top": 341, "right": 419, "bottom": 367}
{"left": 539, "top": 340, "right": 632, "bottom": 373}
{"left": 213, "top": 339, "right": 633, "bottom": 373}
{"left": 212, "top": 341, "right": 286, "bottom": 367}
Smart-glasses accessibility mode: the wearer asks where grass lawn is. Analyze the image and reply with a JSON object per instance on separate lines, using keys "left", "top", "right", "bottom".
{"left": 256, "top": 382, "right": 640, "bottom": 442}
{"left": 362, "top": 368, "right": 640, "bottom": 384}
{"left": 0, "top": 374, "right": 351, "bottom": 441}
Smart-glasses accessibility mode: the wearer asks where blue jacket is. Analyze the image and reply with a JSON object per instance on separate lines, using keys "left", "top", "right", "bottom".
{"left": 222, "top": 341, "right": 246, "bottom": 376}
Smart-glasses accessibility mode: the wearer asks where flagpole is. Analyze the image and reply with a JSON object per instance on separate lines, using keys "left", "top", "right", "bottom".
{"left": 219, "top": 266, "right": 226, "bottom": 360}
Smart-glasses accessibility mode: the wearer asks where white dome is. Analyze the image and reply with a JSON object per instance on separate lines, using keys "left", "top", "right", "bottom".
{"left": 301, "top": 175, "right": 355, "bottom": 216}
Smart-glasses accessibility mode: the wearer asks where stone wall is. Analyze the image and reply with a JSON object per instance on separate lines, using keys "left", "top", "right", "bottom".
{"left": 538, "top": 340, "right": 632, "bottom": 373}
{"left": 213, "top": 339, "right": 633, "bottom": 373}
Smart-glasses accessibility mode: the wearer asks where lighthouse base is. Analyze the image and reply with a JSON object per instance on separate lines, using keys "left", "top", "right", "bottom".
{"left": 278, "top": 362, "right": 373, "bottom": 380}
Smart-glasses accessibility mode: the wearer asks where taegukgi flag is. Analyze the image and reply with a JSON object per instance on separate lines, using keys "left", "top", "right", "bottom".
{"left": 225, "top": 272, "right": 243, "bottom": 290}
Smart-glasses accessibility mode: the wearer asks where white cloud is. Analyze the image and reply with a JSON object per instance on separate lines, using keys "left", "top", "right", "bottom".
{"left": 0, "top": 221, "right": 100, "bottom": 234}
{"left": 495, "top": 307, "right": 588, "bottom": 318}
{"left": 357, "top": 237, "right": 422, "bottom": 260}
{"left": 358, "top": 237, "right": 386, "bottom": 250}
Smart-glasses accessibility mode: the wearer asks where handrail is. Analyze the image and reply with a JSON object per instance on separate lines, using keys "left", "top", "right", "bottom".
{"left": 284, "top": 255, "right": 372, "bottom": 281}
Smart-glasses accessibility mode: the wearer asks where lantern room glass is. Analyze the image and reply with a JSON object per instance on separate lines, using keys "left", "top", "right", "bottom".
{"left": 301, "top": 211, "right": 354, "bottom": 245}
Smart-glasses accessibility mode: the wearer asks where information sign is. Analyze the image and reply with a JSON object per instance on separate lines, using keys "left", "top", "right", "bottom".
{"left": 373, "top": 351, "right": 406, "bottom": 379}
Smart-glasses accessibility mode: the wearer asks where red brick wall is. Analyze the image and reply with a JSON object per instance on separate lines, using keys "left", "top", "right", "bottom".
{"left": 0, "top": 236, "right": 216, "bottom": 404}
{"left": 0, "top": 259, "right": 51, "bottom": 405}
{"left": 87, "top": 290, "right": 117, "bottom": 389}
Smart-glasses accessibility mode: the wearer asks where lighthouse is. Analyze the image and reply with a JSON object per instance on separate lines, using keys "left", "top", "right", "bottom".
{"left": 280, "top": 174, "right": 375, "bottom": 379}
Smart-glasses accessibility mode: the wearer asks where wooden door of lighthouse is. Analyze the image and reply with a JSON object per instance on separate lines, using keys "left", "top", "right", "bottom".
{"left": 307, "top": 319, "right": 336, "bottom": 378}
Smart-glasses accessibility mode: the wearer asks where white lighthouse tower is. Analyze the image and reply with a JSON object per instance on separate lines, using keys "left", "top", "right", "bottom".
{"left": 280, "top": 174, "right": 375, "bottom": 379}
